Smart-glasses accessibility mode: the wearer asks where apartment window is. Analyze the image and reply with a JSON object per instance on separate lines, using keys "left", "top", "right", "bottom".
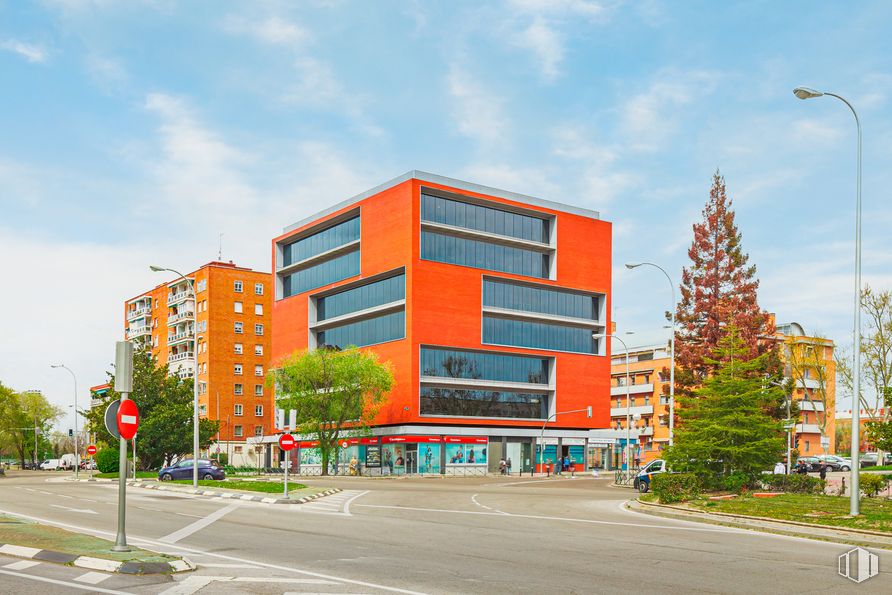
{"left": 200, "top": 320, "right": 207, "bottom": 332}
{"left": 282, "top": 215, "right": 360, "bottom": 267}
{"left": 234, "top": 343, "right": 243, "bottom": 355}
{"left": 197, "top": 279, "right": 207, "bottom": 292}
{"left": 254, "top": 426, "right": 263, "bottom": 437}
{"left": 255, "top": 303, "right": 263, "bottom": 315}
{"left": 279, "top": 216, "right": 361, "bottom": 298}
{"left": 254, "top": 344, "right": 263, "bottom": 356}
{"left": 314, "top": 273, "right": 406, "bottom": 348}
{"left": 805, "top": 440, "right": 810, "bottom": 452}
{"left": 234, "top": 364, "right": 243, "bottom": 375}
{"left": 153, "top": 336, "right": 158, "bottom": 348}
{"left": 254, "top": 384, "right": 263, "bottom": 396}
{"left": 198, "top": 382, "right": 207, "bottom": 395}
{"left": 234, "top": 425, "right": 243, "bottom": 437}
{"left": 255, "top": 405, "right": 263, "bottom": 417}
{"left": 234, "top": 281, "right": 243, "bottom": 293}
{"left": 235, "top": 322, "right": 243, "bottom": 334}
{"left": 234, "top": 383, "right": 243, "bottom": 395}
{"left": 254, "top": 365, "right": 263, "bottom": 376}
{"left": 255, "top": 283, "right": 264, "bottom": 295}
{"left": 255, "top": 323, "right": 264, "bottom": 335}
{"left": 234, "top": 301, "right": 243, "bottom": 314}
{"left": 234, "top": 446, "right": 243, "bottom": 454}
{"left": 199, "top": 404, "right": 207, "bottom": 415}
{"left": 234, "top": 404, "right": 243, "bottom": 416}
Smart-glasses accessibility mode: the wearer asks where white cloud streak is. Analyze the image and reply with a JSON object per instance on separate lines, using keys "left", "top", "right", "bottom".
{"left": 1, "top": 39, "right": 48, "bottom": 63}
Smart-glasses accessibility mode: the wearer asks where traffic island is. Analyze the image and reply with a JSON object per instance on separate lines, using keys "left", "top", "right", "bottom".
{"left": 0, "top": 514, "right": 194, "bottom": 574}
{"left": 131, "top": 480, "right": 341, "bottom": 504}
{"left": 628, "top": 497, "right": 892, "bottom": 551}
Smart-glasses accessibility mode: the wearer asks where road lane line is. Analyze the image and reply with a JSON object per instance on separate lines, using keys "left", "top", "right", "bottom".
{"left": 159, "top": 502, "right": 241, "bottom": 544}
{"left": 200, "top": 563, "right": 260, "bottom": 568}
{"left": 74, "top": 571, "right": 112, "bottom": 584}
{"left": 0, "top": 568, "right": 133, "bottom": 594}
{"left": 51, "top": 504, "right": 98, "bottom": 515}
{"left": 3, "top": 560, "right": 40, "bottom": 570}
{"left": 342, "top": 490, "right": 369, "bottom": 516}
{"left": 159, "top": 575, "right": 216, "bottom": 595}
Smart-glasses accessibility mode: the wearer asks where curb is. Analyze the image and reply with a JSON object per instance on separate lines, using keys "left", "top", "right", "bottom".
{"left": 628, "top": 499, "right": 892, "bottom": 550}
{"left": 0, "top": 543, "right": 195, "bottom": 574}
{"left": 131, "top": 481, "right": 342, "bottom": 504}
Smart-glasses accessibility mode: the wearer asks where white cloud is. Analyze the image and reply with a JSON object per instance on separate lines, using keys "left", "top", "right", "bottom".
{"left": 85, "top": 53, "right": 128, "bottom": 92}
{"left": 514, "top": 17, "right": 564, "bottom": 81}
{"left": 221, "top": 14, "right": 311, "bottom": 47}
{"left": 446, "top": 67, "right": 509, "bottom": 148}
{"left": 1, "top": 39, "right": 48, "bottom": 63}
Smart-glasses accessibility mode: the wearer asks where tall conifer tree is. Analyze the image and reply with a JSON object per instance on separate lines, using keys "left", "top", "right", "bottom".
{"left": 675, "top": 171, "right": 774, "bottom": 385}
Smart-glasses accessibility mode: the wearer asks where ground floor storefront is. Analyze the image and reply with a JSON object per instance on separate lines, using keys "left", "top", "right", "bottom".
{"left": 243, "top": 426, "right": 638, "bottom": 476}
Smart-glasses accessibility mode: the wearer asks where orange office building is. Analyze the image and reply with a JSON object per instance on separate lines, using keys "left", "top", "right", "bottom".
{"left": 271, "top": 171, "right": 612, "bottom": 475}
{"left": 123, "top": 261, "right": 274, "bottom": 465}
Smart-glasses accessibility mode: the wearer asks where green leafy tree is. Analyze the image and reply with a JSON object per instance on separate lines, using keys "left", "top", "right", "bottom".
{"left": 271, "top": 346, "right": 394, "bottom": 476}
{"left": 0, "top": 386, "right": 63, "bottom": 466}
{"left": 665, "top": 327, "right": 785, "bottom": 482}
{"left": 83, "top": 348, "right": 218, "bottom": 469}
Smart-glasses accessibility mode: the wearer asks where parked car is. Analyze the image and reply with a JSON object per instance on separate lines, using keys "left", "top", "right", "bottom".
{"left": 39, "top": 459, "right": 63, "bottom": 470}
{"left": 80, "top": 459, "right": 97, "bottom": 470}
{"left": 816, "top": 455, "right": 851, "bottom": 471}
{"left": 858, "top": 453, "right": 891, "bottom": 466}
{"left": 794, "top": 456, "right": 822, "bottom": 471}
{"left": 633, "top": 459, "right": 668, "bottom": 493}
{"left": 158, "top": 459, "right": 225, "bottom": 481}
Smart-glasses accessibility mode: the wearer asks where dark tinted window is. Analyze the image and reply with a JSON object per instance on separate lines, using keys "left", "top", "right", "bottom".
{"left": 421, "top": 194, "right": 548, "bottom": 243}
{"left": 420, "top": 347, "right": 548, "bottom": 384}
{"left": 317, "top": 310, "right": 405, "bottom": 348}
{"left": 421, "top": 230, "right": 549, "bottom": 278}
{"left": 483, "top": 279, "right": 596, "bottom": 319}
{"left": 420, "top": 387, "right": 548, "bottom": 419}
{"left": 282, "top": 217, "right": 360, "bottom": 267}
{"left": 483, "top": 316, "right": 596, "bottom": 354}
{"left": 282, "top": 250, "right": 360, "bottom": 298}
{"left": 318, "top": 274, "right": 405, "bottom": 320}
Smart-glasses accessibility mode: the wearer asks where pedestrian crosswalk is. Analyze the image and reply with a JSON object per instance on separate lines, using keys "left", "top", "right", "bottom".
{"left": 297, "top": 490, "right": 367, "bottom": 515}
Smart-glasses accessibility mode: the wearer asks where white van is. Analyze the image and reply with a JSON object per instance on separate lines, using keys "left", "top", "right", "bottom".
{"left": 40, "top": 459, "right": 62, "bottom": 470}
{"left": 60, "top": 454, "right": 78, "bottom": 469}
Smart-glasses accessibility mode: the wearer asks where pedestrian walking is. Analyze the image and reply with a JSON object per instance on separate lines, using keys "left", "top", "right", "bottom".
{"left": 554, "top": 458, "right": 561, "bottom": 476}
{"left": 819, "top": 460, "right": 828, "bottom": 481}
{"left": 499, "top": 458, "right": 506, "bottom": 475}
{"left": 506, "top": 457, "right": 512, "bottom": 475}
{"left": 773, "top": 461, "right": 786, "bottom": 475}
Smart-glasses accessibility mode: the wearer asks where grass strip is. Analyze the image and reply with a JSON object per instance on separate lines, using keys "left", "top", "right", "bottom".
{"left": 690, "top": 494, "right": 892, "bottom": 533}
{"left": 169, "top": 478, "right": 310, "bottom": 494}
{"left": 95, "top": 471, "right": 158, "bottom": 479}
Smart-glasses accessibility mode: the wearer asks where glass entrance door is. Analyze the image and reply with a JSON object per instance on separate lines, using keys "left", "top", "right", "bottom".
{"left": 405, "top": 444, "right": 418, "bottom": 474}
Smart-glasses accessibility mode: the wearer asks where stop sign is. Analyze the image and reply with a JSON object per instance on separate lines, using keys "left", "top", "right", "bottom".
{"left": 279, "top": 434, "right": 296, "bottom": 451}
{"left": 86, "top": 445, "right": 97, "bottom": 456}
{"left": 117, "top": 399, "right": 139, "bottom": 440}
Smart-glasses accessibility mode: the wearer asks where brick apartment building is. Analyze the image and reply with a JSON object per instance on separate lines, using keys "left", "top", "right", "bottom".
{"left": 610, "top": 320, "right": 836, "bottom": 465}
{"left": 123, "top": 261, "right": 274, "bottom": 464}
{"left": 270, "top": 171, "right": 612, "bottom": 475}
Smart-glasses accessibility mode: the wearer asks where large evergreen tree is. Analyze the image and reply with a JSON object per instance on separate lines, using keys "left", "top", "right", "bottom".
{"left": 675, "top": 171, "right": 774, "bottom": 385}
{"left": 665, "top": 327, "right": 786, "bottom": 480}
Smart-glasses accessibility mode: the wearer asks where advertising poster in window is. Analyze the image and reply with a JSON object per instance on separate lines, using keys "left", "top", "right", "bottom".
{"left": 445, "top": 442, "right": 487, "bottom": 467}
{"left": 418, "top": 443, "right": 441, "bottom": 474}
{"left": 365, "top": 445, "right": 381, "bottom": 468}
{"left": 382, "top": 444, "right": 406, "bottom": 475}
{"left": 299, "top": 447, "right": 322, "bottom": 466}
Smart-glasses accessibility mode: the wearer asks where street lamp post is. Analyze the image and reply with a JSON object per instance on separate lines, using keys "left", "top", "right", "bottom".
{"left": 594, "top": 333, "right": 632, "bottom": 474}
{"left": 793, "top": 86, "right": 862, "bottom": 515}
{"left": 50, "top": 364, "right": 79, "bottom": 480}
{"left": 151, "top": 265, "right": 200, "bottom": 488}
{"left": 626, "top": 262, "right": 676, "bottom": 446}
{"left": 538, "top": 406, "right": 592, "bottom": 476}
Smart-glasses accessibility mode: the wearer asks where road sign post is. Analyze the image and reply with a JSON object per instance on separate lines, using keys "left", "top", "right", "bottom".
{"left": 113, "top": 341, "right": 134, "bottom": 552}
{"left": 86, "top": 445, "right": 97, "bottom": 481}
{"left": 279, "top": 434, "right": 296, "bottom": 498}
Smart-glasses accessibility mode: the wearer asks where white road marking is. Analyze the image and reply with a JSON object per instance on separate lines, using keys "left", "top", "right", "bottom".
{"left": 159, "top": 502, "right": 241, "bottom": 544}
{"left": 3, "top": 560, "right": 40, "bottom": 570}
{"left": 50, "top": 504, "right": 97, "bottom": 515}
{"left": 74, "top": 571, "right": 112, "bottom": 584}
{"left": 58, "top": 494, "right": 74, "bottom": 499}
{"left": 0, "top": 568, "right": 133, "bottom": 594}
{"left": 356, "top": 504, "right": 742, "bottom": 533}
{"left": 342, "top": 490, "right": 369, "bottom": 516}
{"left": 471, "top": 493, "right": 508, "bottom": 515}
{"left": 199, "top": 563, "right": 260, "bottom": 569}
{"left": 160, "top": 575, "right": 340, "bottom": 595}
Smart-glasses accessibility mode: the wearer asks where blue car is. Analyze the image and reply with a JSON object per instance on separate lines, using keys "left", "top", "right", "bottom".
{"left": 158, "top": 459, "right": 225, "bottom": 481}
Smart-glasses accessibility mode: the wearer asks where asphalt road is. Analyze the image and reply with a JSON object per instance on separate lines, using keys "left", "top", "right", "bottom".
{"left": 0, "top": 470, "right": 889, "bottom": 594}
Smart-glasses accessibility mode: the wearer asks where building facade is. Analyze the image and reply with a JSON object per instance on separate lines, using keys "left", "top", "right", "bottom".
{"left": 271, "top": 171, "right": 612, "bottom": 475}
{"left": 123, "top": 261, "right": 274, "bottom": 464}
{"left": 610, "top": 321, "right": 837, "bottom": 465}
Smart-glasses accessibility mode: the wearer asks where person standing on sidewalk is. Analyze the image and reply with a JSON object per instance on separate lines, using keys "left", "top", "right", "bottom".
{"left": 818, "top": 460, "right": 828, "bottom": 481}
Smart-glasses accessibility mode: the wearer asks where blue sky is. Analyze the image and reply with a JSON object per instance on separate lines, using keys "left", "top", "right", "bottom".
{"left": 2, "top": 0, "right": 891, "bottom": 429}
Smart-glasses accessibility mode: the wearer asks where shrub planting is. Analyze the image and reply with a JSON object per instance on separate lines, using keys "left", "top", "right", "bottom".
{"left": 652, "top": 473, "right": 701, "bottom": 503}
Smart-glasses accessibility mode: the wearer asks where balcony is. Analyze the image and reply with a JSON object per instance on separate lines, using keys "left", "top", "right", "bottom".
{"left": 795, "top": 378, "right": 821, "bottom": 390}
{"left": 795, "top": 423, "right": 821, "bottom": 434}
{"left": 167, "top": 290, "right": 195, "bottom": 306}
{"left": 797, "top": 400, "right": 825, "bottom": 412}
{"left": 167, "top": 329, "right": 195, "bottom": 345}
{"left": 610, "top": 405, "right": 654, "bottom": 417}
{"left": 127, "top": 307, "right": 151, "bottom": 321}
{"left": 168, "top": 351, "right": 195, "bottom": 364}
{"left": 610, "top": 383, "right": 654, "bottom": 396}
{"left": 127, "top": 325, "right": 151, "bottom": 339}
{"left": 167, "top": 310, "right": 195, "bottom": 325}
{"left": 636, "top": 426, "right": 654, "bottom": 437}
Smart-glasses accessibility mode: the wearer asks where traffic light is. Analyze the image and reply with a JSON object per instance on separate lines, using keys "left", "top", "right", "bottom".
{"left": 68, "top": 428, "right": 73, "bottom": 438}
{"left": 793, "top": 433, "right": 800, "bottom": 451}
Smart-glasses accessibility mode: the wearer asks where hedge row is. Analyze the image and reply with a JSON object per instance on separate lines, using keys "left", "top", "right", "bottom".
{"left": 652, "top": 473, "right": 701, "bottom": 503}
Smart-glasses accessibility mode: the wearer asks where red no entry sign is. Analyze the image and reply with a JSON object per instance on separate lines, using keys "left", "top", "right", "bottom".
{"left": 279, "top": 434, "right": 296, "bottom": 451}
{"left": 86, "top": 445, "right": 97, "bottom": 456}
{"left": 117, "top": 399, "right": 139, "bottom": 440}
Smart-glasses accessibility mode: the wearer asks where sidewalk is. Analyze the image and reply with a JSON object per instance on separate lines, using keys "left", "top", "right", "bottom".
{"left": 627, "top": 498, "right": 892, "bottom": 550}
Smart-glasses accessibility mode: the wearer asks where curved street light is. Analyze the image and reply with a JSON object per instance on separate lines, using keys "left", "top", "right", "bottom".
{"left": 50, "top": 364, "right": 79, "bottom": 480}
{"left": 793, "top": 86, "right": 862, "bottom": 515}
